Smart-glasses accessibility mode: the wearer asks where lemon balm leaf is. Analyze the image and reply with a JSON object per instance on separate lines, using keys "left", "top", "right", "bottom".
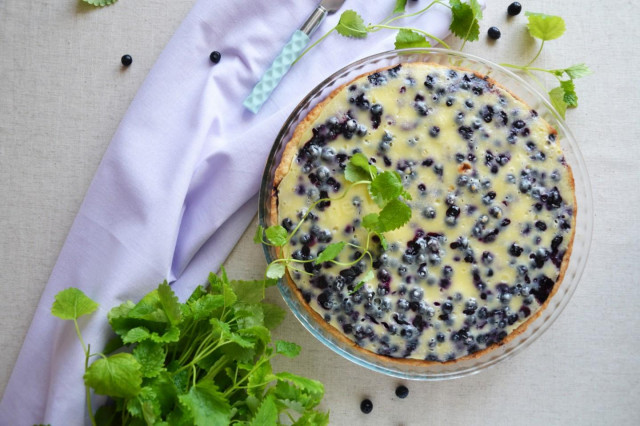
{"left": 449, "top": 0, "right": 482, "bottom": 42}
{"left": 377, "top": 199, "right": 412, "bottom": 232}
{"left": 370, "top": 171, "right": 403, "bottom": 206}
{"left": 51, "top": 288, "right": 99, "bottom": 320}
{"left": 275, "top": 340, "right": 302, "bottom": 358}
{"left": 249, "top": 394, "right": 278, "bottom": 426}
{"left": 336, "top": 10, "right": 368, "bottom": 38}
{"left": 178, "top": 382, "right": 231, "bottom": 426}
{"left": 395, "top": 29, "right": 432, "bottom": 49}
{"left": 315, "top": 241, "right": 346, "bottom": 264}
{"left": 560, "top": 80, "right": 578, "bottom": 107}
{"left": 84, "top": 353, "right": 142, "bottom": 398}
{"left": 549, "top": 86, "right": 567, "bottom": 119}
{"left": 563, "top": 63, "right": 592, "bottom": 79}
{"left": 266, "top": 262, "right": 286, "bottom": 279}
{"left": 265, "top": 225, "right": 288, "bottom": 246}
{"left": 525, "top": 12, "right": 566, "bottom": 41}
{"left": 393, "top": 0, "right": 407, "bottom": 14}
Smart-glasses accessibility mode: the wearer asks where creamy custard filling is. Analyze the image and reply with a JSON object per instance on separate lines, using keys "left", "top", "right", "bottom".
{"left": 275, "top": 63, "right": 574, "bottom": 362}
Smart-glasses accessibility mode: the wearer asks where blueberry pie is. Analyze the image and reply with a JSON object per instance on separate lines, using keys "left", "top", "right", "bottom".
{"left": 270, "top": 63, "right": 576, "bottom": 363}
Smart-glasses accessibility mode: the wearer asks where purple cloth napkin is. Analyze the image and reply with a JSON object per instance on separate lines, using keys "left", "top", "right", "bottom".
{"left": 0, "top": 0, "right": 463, "bottom": 423}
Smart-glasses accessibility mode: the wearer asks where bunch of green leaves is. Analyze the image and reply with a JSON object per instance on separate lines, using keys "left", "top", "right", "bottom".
{"left": 256, "top": 153, "right": 412, "bottom": 294}
{"left": 51, "top": 270, "right": 328, "bottom": 426}
{"left": 294, "top": 0, "right": 483, "bottom": 65}
{"left": 501, "top": 12, "right": 592, "bottom": 118}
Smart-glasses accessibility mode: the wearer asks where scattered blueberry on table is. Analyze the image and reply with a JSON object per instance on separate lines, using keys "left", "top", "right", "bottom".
{"left": 395, "top": 385, "right": 409, "bottom": 399}
{"left": 210, "top": 50, "right": 222, "bottom": 64}
{"left": 360, "top": 398, "right": 373, "bottom": 414}
{"left": 488, "top": 26, "right": 501, "bottom": 40}
{"left": 120, "top": 54, "right": 132, "bottom": 67}
{"left": 508, "top": 2, "right": 522, "bottom": 16}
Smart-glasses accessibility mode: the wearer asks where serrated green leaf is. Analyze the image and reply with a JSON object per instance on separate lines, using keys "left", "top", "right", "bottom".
{"left": 178, "top": 382, "right": 231, "bottom": 426}
{"left": 336, "top": 10, "right": 368, "bottom": 38}
{"left": 235, "top": 303, "right": 265, "bottom": 329}
{"left": 82, "top": 0, "right": 118, "bottom": 7}
{"left": 107, "top": 300, "right": 136, "bottom": 335}
{"left": 239, "top": 325, "right": 271, "bottom": 345}
{"left": 122, "top": 327, "right": 150, "bottom": 344}
{"left": 157, "top": 282, "right": 181, "bottom": 326}
{"left": 315, "top": 241, "right": 346, "bottom": 264}
{"left": 449, "top": 0, "right": 481, "bottom": 42}
{"left": 378, "top": 199, "right": 412, "bottom": 232}
{"left": 51, "top": 288, "right": 99, "bottom": 320}
{"left": 525, "top": 12, "right": 566, "bottom": 41}
{"left": 276, "top": 372, "right": 324, "bottom": 403}
{"left": 378, "top": 233, "right": 389, "bottom": 250}
{"left": 362, "top": 213, "right": 380, "bottom": 232}
{"left": 400, "top": 189, "right": 412, "bottom": 201}
{"left": 253, "top": 225, "right": 264, "bottom": 244}
{"left": 147, "top": 372, "right": 178, "bottom": 417}
{"left": 275, "top": 340, "right": 301, "bottom": 358}
{"left": 395, "top": 29, "right": 432, "bottom": 49}
{"left": 265, "top": 225, "right": 288, "bottom": 246}
{"left": 345, "top": 152, "right": 376, "bottom": 183}
{"left": 249, "top": 394, "right": 278, "bottom": 426}
{"left": 393, "top": 0, "right": 407, "bottom": 14}
{"left": 230, "top": 279, "right": 266, "bottom": 304}
{"left": 126, "top": 387, "right": 160, "bottom": 423}
{"left": 261, "top": 303, "right": 286, "bottom": 330}
{"left": 549, "top": 86, "right": 567, "bottom": 119}
{"left": 350, "top": 269, "right": 374, "bottom": 295}
{"left": 370, "top": 171, "right": 403, "bottom": 207}
{"left": 84, "top": 353, "right": 142, "bottom": 398}
{"left": 248, "top": 362, "right": 276, "bottom": 398}
{"left": 563, "top": 63, "right": 592, "bottom": 79}
{"left": 149, "top": 326, "right": 180, "bottom": 343}
{"left": 560, "top": 80, "right": 578, "bottom": 107}
{"left": 293, "top": 410, "right": 330, "bottom": 426}
{"left": 133, "top": 340, "right": 165, "bottom": 378}
{"left": 266, "top": 262, "right": 286, "bottom": 279}
{"left": 189, "top": 294, "right": 225, "bottom": 321}
{"left": 344, "top": 162, "right": 372, "bottom": 183}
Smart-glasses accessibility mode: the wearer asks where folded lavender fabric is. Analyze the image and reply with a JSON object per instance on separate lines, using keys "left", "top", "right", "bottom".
{"left": 0, "top": 0, "right": 467, "bottom": 423}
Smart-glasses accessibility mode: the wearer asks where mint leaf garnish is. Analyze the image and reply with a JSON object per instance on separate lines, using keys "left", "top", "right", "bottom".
{"left": 548, "top": 86, "right": 568, "bottom": 118}
{"left": 51, "top": 288, "right": 98, "bottom": 320}
{"left": 563, "top": 63, "right": 592, "bottom": 79}
{"left": 315, "top": 241, "right": 346, "bottom": 264}
{"left": 525, "top": 12, "right": 566, "bottom": 41}
{"left": 369, "top": 171, "right": 404, "bottom": 206}
{"left": 265, "top": 225, "right": 288, "bottom": 246}
{"left": 336, "top": 10, "right": 368, "bottom": 38}
{"left": 395, "top": 29, "right": 432, "bottom": 49}
{"left": 266, "top": 262, "right": 286, "bottom": 279}
{"left": 249, "top": 394, "right": 278, "bottom": 426}
{"left": 378, "top": 199, "right": 412, "bottom": 232}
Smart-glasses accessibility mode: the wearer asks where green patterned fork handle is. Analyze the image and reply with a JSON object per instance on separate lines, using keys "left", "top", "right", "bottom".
{"left": 243, "top": 30, "right": 311, "bottom": 114}
{"left": 243, "top": 0, "right": 346, "bottom": 114}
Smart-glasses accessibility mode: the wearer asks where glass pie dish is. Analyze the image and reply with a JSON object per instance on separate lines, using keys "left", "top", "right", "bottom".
{"left": 258, "top": 49, "right": 593, "bottom": 380}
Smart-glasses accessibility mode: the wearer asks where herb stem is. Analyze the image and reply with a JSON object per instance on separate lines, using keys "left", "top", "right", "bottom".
{"left": 368, "top": 24, "right": 451, "bottom": 49}
{"left": 526, "top": 41, "right": 545, "bottom": 66}
{"left": 383, "top": 0, "right": 443, "bottom": 26}
{"left": 73, "top": 319, "right": 97, "bottom": 426}
{"left": 293, "top": 28, "right": 335, "bottom": 66}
